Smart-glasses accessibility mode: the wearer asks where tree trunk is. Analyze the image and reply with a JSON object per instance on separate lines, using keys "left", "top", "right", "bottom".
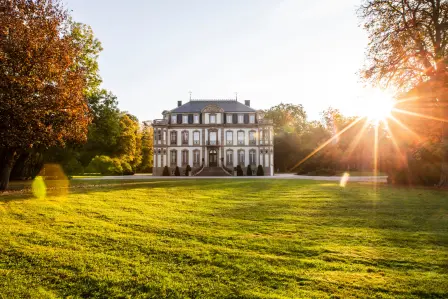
{"left": 439, "top": 121, "right": 448, "bottom": 187}
{"left": 0, "top": 148, "right": 17, "bottom": 191}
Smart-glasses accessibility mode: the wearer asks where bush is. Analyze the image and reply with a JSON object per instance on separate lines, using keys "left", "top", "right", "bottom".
{"left": 246, "top": 165, "right": 252, "bottom": 176}
{"left": 175, "top": 166, "right": 181, "bottom": 176}
{"left": 257, "top": 165, "right": 264, "bottom": 176}
{"left": 236, "top": 165, "right": 244, "bottom": 176}
{"left": 186, "top": 165, "right": 192, "bottom": 176}
{"left": 162, "top": 166, "right": 170, "bottom": 176}
{"left": 121, "top": 161, "right": 134, "bottom": 175}
{"left": 388, "top": 161, "right": 440, "bottom": 186}
{"left": 86, "top": 155, "right": 123, "bottom": 175}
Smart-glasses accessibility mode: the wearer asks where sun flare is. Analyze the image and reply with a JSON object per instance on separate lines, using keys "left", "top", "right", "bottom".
{"left": 360, "top": 90, "right": 395, "bottom": 122}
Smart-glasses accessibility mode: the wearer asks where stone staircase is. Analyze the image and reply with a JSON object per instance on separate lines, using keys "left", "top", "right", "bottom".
{"left": 195, "top": 167, "right": 231, "bottom": 176}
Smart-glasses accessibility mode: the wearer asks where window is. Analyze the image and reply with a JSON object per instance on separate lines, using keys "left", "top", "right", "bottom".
{"left": 209, "top": 114, "right": 216, "bottom": 124}
{"left": 171, "top": 115, "right": 176, "bottom": 124}
{"left": 170, "top": 131, "right": 177, "bottom": 145}
{"left": 263, "top": 129, "right": 269, "bottom": 144}
{"left": 194, "top": 114, "right": 199, "bottom": 124}
{"left": 170, "top": 150, "right": 177, "bottom": 166}
{"left": 193, "top": 150, "right": 200, "bottom": 166}
{"left": 209, "top": 131, "right": 217, "bottom": 145}
{"left": 226, "top": 150, "right": 233, "bottom": 165}
{"left": 183, "top": 115, "right": 188, "bottom": 124}
{"left": 238, "top": 114, "right": 244, "bottom": 124}
{"left": 249, "top": 114, "right": 255, "bottom": 124}
{"left": 238, "top": 150, "right": 245, "bottom": 165}
{"left": 182, "top": 150, "right": 189, "bottom": 165}
{"left": 249, "top": 150, "right": 256, "bottom": 165}
{"left": 193, "top": 131, "right": 200, "bottom": 145}
{"left": 249, "top": 131, "right": 256, "bottom": 145}
{"left": 157, "top": 130, "right": 162, "bottom": 141}
{"left": 237, "top": 131, "right": 244, "bottom": 145}
{"left": 226, "top": 114, "right": 233, "bottom": 123}
{"left": 226, "top": 131, "right": 233, "bottom": 145}
{"left": 259, "top": 130, "right": 263, "bottom": 145}
{"left": 182, "top": 131, "right": 189, "bottom": 145}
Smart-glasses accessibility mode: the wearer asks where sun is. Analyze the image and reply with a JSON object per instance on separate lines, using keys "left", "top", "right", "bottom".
{"left": 360, "top": 90, "right": 395, "bottom": 122}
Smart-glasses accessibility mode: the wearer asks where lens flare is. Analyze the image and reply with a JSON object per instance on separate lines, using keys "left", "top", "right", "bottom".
{"left": 32, "top": 176, "right": 47, "bottom": 199}
{"left": 340, "top": 172, "right": 350, "bottom": 187}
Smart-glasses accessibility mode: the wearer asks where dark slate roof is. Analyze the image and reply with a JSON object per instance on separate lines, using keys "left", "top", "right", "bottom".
{"left": 170, "top": 100, "right": 256, "bottom": 113}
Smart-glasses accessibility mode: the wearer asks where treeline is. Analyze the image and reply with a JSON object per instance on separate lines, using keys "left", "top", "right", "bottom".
{"left": 265, "top": 104, "right": 380, "bottom": 176}
{"left": 0, "top": 0, "right": 152, "bottom": 190}
{"left": 10, "top": 90, "right": 154, "bottom": 179}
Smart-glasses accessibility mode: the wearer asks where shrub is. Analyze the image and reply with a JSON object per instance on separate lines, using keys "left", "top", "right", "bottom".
{"left": 121, "top": 161, "right": 134, "bottom": 175}
{"left": 175, "top": 166, "right": 181, "bottom": 176}
{"left": 236, "top": 165, "right": 244, "bottom": 176}
{"left": 257, "top": 165, "right": 264, "bottom": 176}
{"left": 86, "top": 155, "right": 122, "bottom": 175}
{"left": 186, "top": 165, "right": 192, "bottom": 176}
{"left": 162, "top": 166, "right": 170, "bottom": 176}
{"left": 246, "top": 165, "right": 252, "bottom": 176}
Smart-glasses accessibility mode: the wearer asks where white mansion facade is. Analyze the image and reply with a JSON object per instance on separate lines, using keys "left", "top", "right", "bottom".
{"left": 152, "top": 99, "right": 274, "bottom": 176}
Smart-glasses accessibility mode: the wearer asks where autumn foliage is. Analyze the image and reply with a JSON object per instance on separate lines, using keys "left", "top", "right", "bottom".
{"left": 0, "top": 0, "right": 91, "bottom": 190}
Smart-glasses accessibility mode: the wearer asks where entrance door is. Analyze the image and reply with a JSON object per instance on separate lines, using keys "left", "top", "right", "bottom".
{"left": 209, "top": 149, "right": 217, "bottom": 167}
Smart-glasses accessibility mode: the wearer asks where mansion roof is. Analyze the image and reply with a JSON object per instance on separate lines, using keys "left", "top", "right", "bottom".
{"left": 171, "top": 100, "right": 256, "bottom": 113}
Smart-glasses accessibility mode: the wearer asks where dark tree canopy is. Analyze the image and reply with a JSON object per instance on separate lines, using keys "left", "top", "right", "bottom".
{"left": 358, "top": 0, "right": 448, "bottom": 186}
{"left": 0, "top": 0, "right": 91, "bottom": 190}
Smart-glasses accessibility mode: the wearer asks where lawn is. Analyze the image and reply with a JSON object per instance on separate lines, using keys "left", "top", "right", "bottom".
{"left": 0, "top": 179, "right": 447, "bottom": 298}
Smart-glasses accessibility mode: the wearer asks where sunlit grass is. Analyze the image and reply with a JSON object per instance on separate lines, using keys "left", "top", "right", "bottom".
{"left": 0, "top": 179, "right": 447, "bottom": 298}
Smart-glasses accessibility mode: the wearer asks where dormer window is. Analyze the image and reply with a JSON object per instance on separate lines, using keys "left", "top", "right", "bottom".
{"left": 249, "top": 114, "right": 255, "bottom": 124}
{"left": 194, "top": 114, "right": 199, "bottom": 124}
{"left": 209, "top": 114, "right": 216, "bottom": 124}
{"left": 183, "top": 115, "right": 188, "bottom": 124}
{"left": 171, "top": 114, "right": 176, "bottom": 124}
{"left": 238, "top": 114, "right": 244, "bottom": 124}
{"left": 226, "top": 114, "right": 232, "bottom": 123}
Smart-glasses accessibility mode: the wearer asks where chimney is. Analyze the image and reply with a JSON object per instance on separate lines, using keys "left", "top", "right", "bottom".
{"left": 178, "top": 101, "right": 182, "bottom": 107}
{"left": 245, "top": 100, "right": 250, "bottom": 107}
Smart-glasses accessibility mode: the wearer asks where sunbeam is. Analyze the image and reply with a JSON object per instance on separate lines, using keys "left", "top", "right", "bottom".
{"left": 393, "top": 108, "right": 448, "bottom": 123}
{"left": 388, "top": 115, "right": 422, "bottom": 141}
{"left": 344, "top": 118, "right": 369, "bottom": 160}
{"left": 288, "top": 117, "right": 364, "bottom": 171}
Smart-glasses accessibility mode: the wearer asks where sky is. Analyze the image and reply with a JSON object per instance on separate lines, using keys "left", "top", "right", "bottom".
{"left": 67, "top": 0, "right": 372, "bottom": 122}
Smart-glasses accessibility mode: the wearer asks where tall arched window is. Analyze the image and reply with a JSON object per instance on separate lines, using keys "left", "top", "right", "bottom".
{"left": 170, "top": 131, "right": 177, "bottom": 145}
{"left": 193, "top": 130, "right": 200, "bottom": 145}
{"left": 170, "top": 150, "right": 177, "bottom": 166}
{"left": 226, "top": 149, "right": 233, "bottom": 166}
{"left": 237, "top": 131, "right": 245, "bottom": 145}
{"left": 182, "top": 150, "right": 189, "bottom": 165}
{"left": 193, "top": 150, "right": 200, "bottom": 166}
{"left": 226, "top": 131, "right": 233, "bottom": 145}
{"left": 181, "top": 130, "right": 189, "bottom": 145}
{"left": 238, "top": 150, "right": 245, "bottom": 165}
{"left": 249, "top": 130, "right": 256, "bottom": 145}
{"left": 249, "top": 149, "right": 256, "bottom": 165}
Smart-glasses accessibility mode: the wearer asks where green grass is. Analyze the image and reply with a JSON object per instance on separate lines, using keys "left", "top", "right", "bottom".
{"left": 0, "top": 179, "right": 447, "bottom": 298}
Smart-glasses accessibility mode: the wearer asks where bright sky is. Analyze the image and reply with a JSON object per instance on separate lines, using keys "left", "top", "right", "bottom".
{"left": 68, "top": 0, "right": 371, "bottom": 122}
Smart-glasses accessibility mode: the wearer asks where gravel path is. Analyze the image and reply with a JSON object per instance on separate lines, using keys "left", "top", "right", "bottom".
{"left": 74, "top": 173, "right": 388, "bottom": 183}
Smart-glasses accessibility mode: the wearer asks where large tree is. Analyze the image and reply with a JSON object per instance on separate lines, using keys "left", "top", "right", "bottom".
{"left": 358, "top": 0, "right": 448, "bottom": 185}
{"left": 0, "top": 0, "right": 90, "bottom": 190}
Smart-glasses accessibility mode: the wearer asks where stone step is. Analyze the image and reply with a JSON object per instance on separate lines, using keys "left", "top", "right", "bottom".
{"left": 196, "top": 167, "right": 231, "bottom": 177}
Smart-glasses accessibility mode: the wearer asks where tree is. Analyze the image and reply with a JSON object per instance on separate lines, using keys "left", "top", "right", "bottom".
{"left": 257, "top": 165, "right": 264, "bottom": 176}
{"left": 115, "top": 113, "right": 142, "bottom": 172}
{"left": 138, "top": 122, "right": 154, "bottom": 173}
{"left": 246, "top": 165, "right": 252, "bottom": 176}
{"left": 0, "top": 0, "right": 90, "bottom": 190}
{"left": 265, "top": 103, "right": 307, "bottom": 135}
{"left": 358, "top": 0, "right": 448, "bottom": 186}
